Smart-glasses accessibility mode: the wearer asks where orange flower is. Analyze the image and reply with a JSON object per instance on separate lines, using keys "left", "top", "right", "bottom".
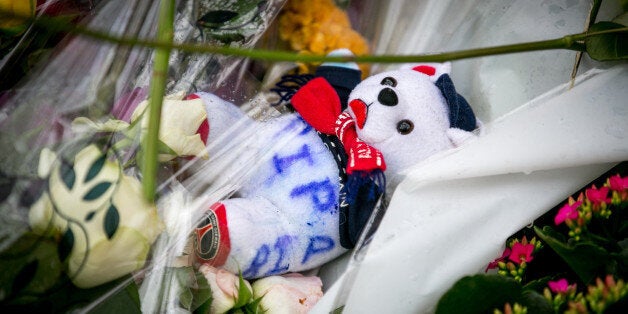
{"left": 0, "top": 0, "right": 35, "bottom": 34}
{"left": 278, "top": 0, "right": 370, "bottom": 75}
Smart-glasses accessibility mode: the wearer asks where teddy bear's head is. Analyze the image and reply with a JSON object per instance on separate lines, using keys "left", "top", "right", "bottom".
{"left": 346, "top": 63, "right": 477, "bottom": 181}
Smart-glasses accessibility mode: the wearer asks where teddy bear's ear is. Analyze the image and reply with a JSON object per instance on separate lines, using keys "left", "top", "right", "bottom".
{"left": 401, "top": 62, "right": 451, "bottom": 82}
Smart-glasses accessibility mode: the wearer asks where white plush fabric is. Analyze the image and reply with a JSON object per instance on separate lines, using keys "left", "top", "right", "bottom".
{"left": 198, "top": 93, "right": 345, "bottom": 278}
{"left": 195, "top": 65, "right": 478, "bottom": 278}
{"left": 348, "top": 68, "right": 477, "bottom": 188}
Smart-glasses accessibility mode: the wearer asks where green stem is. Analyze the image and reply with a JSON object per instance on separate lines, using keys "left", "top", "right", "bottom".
{"left": 142, "top": 0, "right": 174, "bottom": 203}
{"left": 21, "top": 11, "right": 626, "bottom": 64}
{"left": 63, "top": 24, "right": 601, "bottom": 63}
{"left": 588, "top": 0, "right": 603, "bottom": 29}
{"left": 571, "top": 0, "right": 604, "bottom": 84}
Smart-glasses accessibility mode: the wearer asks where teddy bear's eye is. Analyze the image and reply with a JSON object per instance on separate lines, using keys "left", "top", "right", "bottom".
{"left": 380, "top": 77, "right": 397, "bottom": 87}
{"left": 396, "top": 119, "right": 414, "bottom": 135}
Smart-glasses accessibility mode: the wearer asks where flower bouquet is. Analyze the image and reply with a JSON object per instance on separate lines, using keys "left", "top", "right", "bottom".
{"left": 436, "top": 171, "right": 628, "bottom": 313}
{"left": 1, "top": 0, "right": 627, "bottom": 313}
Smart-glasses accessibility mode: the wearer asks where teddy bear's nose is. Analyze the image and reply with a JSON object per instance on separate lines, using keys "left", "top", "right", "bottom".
{"left": 378, "top": 87, "right": 398, "bottom": 106}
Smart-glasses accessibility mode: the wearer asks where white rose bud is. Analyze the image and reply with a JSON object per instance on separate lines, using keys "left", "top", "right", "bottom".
{"left": 131, "top": 92, "right": 209, "bottom": 161}
{"left": 198, "top": 264, "right": 253, "bottom": 314}
{"left": 252, "top": 273, "right": 324, "bottom": 314}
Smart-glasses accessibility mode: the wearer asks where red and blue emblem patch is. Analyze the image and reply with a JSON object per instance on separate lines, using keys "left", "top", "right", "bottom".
{"left": 194, "top": 203, "right": 230, "bottom": 266}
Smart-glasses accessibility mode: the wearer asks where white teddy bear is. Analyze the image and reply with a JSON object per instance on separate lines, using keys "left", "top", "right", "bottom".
{"left": 191, "top": 57, "right": 479, "bottom": 279}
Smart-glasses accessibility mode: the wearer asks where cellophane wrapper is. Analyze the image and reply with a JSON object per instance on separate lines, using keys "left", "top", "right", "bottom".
{"left": 0, "top": 0, "right": 293, "bottom": 312}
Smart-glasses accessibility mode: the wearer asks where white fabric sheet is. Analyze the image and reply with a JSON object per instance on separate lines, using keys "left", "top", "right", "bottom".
{"left": 313, "top": 64, "right": 627, "bottom": 314}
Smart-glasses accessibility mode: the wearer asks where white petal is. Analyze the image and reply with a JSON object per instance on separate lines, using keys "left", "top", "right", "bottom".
{"left": 69, "top": 227, "right": 151, "bottom": 288}
{"left": 37, "top": 148, "right": 57, "bottom": 178}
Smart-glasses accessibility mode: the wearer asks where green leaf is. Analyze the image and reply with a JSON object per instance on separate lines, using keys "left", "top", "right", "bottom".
{"left": 104, "top": 204, "right": 120, "bottom": 239}
{"left": 11, "top": 260, "right": 39, "bottom": 294}
{"left": 194, "top": 299, "right": 212, "bottom": 314}
{"left": 180, "top": 288, "right": 194, "bottom": 311}
{"left": 331, "top": 306, "right": 345, "bottom": 314}
{"left": 90, "top": 280, "right": 142, "bottom": 314}
{"left": 83, "top": 182, "right": 112, "bottom": 201}
{"left": 523, "top": 276, "right": 553, "bottom": 292}
{"left": 0, "top": 233, "right": 62, "bottom": 302}
{"left": 135, "top": 148, "right": 145, "bottom": 174}
{"left": 175, "top": 267, "right": 195, "bottom": 310}
{"left": 174, "top": 266, "right": 213, "bottom": 313}
{"left": 58, "top": 228, "right": 74, "bottom": 261}
{"left": 243, "top": 296, "right": 264, "bottom": 314}
{"left": 210, "top": 32, "right": 245, "bottom": 44}
{"left": 535, "top": 226, "right": 611, "bottom": 283}
{"left": 585, "top": 21, "right": 628, "bottom": 61}
{"left": 60, "top": 159, "right": 76, "bottom": 190}
{"left": 157, "top": 139, "right": 176, "bottom": 156}
{"left": 84, "top": 154, "right": 106, "bottom": 183}
{"left": 615, "top": 238, "right": 628, "bottom": 270}
{"left": 519, "top": 290, "right": 553, "bottom": 314}
{"left": 198, "top": 10, "right": 240, "bottom": 27}
{"left": 435, "top": 274, "right": 522, "bottom": 314}
{"left": 232, "top": 273, "right": 252, "bottom": 309}
{"left": 192, "top": 269, "right": 212, "bottom": 314}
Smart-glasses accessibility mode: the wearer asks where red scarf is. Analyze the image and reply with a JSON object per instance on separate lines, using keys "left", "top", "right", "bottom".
{"left": 291, "top": 78, "right": 386, "bottom": 174}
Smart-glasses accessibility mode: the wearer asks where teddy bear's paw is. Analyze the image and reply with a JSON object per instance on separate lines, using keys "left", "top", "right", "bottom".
{"left": 446, "top": 127, "right": 478, "bottom": 147}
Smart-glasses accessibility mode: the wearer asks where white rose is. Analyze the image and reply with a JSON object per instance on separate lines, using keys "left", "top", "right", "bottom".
{"left": 28, "top": 145, "right": 163, "bottom": 288}
{"left": 252, "top": 273, "right": 324, "bottom": 314}
{"left": 198, "top": 264, "right": 253, "bottom": 314}
{"left": 131, "top": 92, "right": 209, "bottom": 161}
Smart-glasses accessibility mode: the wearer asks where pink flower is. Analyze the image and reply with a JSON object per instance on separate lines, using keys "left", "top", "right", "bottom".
{"left": 554, "top": 201, "right": 581, "bottom": 225}
{"left": 586, "top": 185, "right": 611, "bottom": 205}
{"left": 252, "top": 273, "right": 324, "bottom": 313}
{"left": 508, "top": 242, "right": 534, "bottom": 264}
{"left": 548, "top": 278, "right": 575, "bottom": 294}
{"left": 485, "top": 248, "right": 511, "bottom": 272}
{"left": 608, "top": 175, "right": 628, "bottom": 192}
{"left": 199, "top": 264, "right": 252, "bottom": 314}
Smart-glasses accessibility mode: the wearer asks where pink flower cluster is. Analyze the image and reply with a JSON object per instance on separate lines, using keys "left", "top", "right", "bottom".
{"left": 554, "top": 200, "right": 581, "bottom": 225}
{"left": 553, "top": 174, "right": 628, "bottom": 228}
{"left": 486, "top": 236, "right": 539, "bottom": 275}
{"left": 609, "top": 174, "right": 628, "bottom": 191}
{"left": 544, "top": 276, "right": 628, "bottom": 312}
{"left": 509, "top": 242, "right": 534, "bottom": 264}
{"left": 548, "top": 278, "right": 576, "bottom": 294}
{"left": 586, "top": 186, "right": 611, "bottom": 205}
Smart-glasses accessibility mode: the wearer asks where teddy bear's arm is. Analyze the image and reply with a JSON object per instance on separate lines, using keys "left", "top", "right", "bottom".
{"left": 193, "top": 92, "right": 249, "bottom": 146}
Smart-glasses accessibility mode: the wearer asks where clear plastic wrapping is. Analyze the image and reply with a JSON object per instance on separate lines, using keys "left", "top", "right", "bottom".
{"left": 1, "top": 0, "right": 289, "bottom": 311}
